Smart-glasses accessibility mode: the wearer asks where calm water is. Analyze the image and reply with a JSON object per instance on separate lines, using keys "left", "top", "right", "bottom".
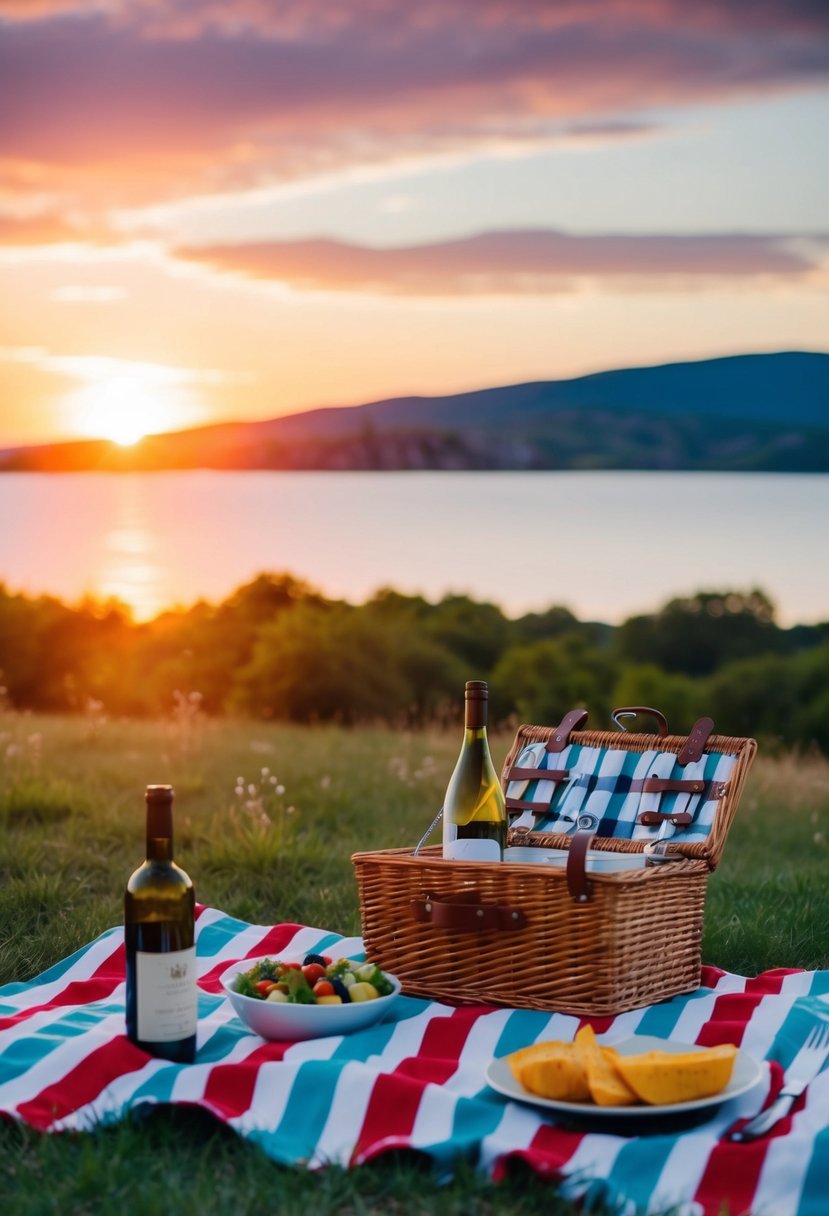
{"left": 2, "top": 471, "right": 827, "bottom": 625}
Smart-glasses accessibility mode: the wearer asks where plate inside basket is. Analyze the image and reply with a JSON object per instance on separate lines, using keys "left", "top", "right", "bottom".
{"left": 485, "top": 1035, "right": 764, "bottom": 1122}
{"left": 503, "top": 846, "right": 646, "bottom": 871}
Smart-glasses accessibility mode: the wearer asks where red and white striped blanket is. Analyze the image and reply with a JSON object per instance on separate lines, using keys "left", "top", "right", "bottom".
{"left": 2, "top": 905, "right": 828, "bottom": 1216}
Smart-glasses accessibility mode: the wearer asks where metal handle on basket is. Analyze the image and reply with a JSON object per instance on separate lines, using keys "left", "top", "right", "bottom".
{"left": 611, "top": 706, "right": 669, "bottom": 737}
{"left": 410, "top": 893, "right": 527, "bottom": 932}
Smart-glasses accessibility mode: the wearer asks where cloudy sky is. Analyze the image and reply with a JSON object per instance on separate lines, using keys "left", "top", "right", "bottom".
{"left": 1, "top": 0, "right": 827, "bottom": 446}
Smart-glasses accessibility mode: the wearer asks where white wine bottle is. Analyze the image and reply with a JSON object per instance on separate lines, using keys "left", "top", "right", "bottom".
{"left": 125, "top": 784, "right": 197, "bottom": 1063}
{"left": 442, "top": 681, "right": 507, "bottom": 861}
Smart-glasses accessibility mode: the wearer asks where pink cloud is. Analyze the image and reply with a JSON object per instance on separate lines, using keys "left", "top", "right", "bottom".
{"left": 3, "top": 2, "right": 827, "bottom": 40}
{"left": 176, "top": 229, "right": 825, "bottom": 295}
{"left": 0, "top": 1, "right": 826, "bottom": 227}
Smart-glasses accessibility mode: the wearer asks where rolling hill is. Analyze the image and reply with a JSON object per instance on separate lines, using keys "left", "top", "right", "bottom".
{"left": 2, "top": 351, "right": 827, "bottom": 473}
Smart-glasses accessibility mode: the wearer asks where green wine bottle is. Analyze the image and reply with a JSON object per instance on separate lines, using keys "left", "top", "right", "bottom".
{"left": 125, "top": 785, "right": 197, "bottom": 1063}
{"left": 442, "top": 681, "right": 507, "bottom": 861}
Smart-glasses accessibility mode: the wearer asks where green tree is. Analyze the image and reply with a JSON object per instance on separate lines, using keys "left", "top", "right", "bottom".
{"left": 511, "top": 606, "right": 614, "bottom": 655}
{"left": 133, "top": 573, "right": 329, "bottom": 714}
{"left": 706, "top": 652, "right": 800, "bottom": 742}
{"left": 616, "top": 589, "right": 785, "bottom": 676}
{"left": 491, "top": 632, "right": 618, "bottom": 725}
{"left": 422, "top": 595, "right": 510, "bottom": 674}
{"left": 611, "top": 663, "right": 704, "bottom": 734}
{"left": 229, "top": 601, "right": 462, "bottom": 724}
{"left": 0, "top": 585, "right": 133, "bottom": 711}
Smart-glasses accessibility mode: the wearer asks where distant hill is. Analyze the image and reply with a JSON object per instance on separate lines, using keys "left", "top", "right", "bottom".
{"left": 2, "top": 351, "right": 828, "bottom": 473}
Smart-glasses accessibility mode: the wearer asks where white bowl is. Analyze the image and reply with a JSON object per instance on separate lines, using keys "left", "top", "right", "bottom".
{"left": 220, "top": 955, "right": 402, "bottom": 1041}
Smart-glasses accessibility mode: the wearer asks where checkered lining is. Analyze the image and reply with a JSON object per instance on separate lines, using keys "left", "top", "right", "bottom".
{"left": 506, "top": 742, "right": 736, "bottom": 841}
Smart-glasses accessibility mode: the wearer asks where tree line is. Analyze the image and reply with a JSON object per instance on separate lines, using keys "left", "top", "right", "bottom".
{"left": 0, "top": 575, "right": 827, "bottom": 749}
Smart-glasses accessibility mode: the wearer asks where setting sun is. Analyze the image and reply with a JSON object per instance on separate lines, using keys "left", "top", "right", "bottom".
{"left": 59, "top": 358, "right": 208, "bottom": 447}
{"left": 70, "top": 379, "right": 163, "bottom": 445}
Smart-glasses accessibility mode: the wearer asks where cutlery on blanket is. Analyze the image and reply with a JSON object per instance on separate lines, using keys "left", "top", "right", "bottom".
{"left": 727, "top": 1021, "right": 829, "bottom": 1142}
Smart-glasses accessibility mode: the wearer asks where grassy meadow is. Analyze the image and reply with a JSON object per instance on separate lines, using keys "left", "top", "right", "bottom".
{"left": 1, "top": 709, "right": 828, "bottom": 1214}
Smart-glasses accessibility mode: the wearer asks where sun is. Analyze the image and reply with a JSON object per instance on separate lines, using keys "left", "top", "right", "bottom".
{"left": 69, "top": 376, "right": 176, "bottom": 446}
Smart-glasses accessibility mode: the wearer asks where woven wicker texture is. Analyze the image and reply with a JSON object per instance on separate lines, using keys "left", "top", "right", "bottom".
{"left": 353, "top": 846, "right": 711, "bottom": 1015}
{"left": 352, "top": 722, "right": 756, "bottom": 1016}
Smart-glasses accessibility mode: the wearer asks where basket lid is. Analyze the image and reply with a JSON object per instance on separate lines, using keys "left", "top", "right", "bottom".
{"left": 500, "top": 719, "right": 756, "bottom": 870}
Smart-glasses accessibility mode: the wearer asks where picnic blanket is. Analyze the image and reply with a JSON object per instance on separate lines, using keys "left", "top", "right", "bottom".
{"left": 2, "top": 905, "right": 829, "bottom": 1216}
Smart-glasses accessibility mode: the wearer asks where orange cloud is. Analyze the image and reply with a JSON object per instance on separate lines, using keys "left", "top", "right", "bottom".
{"left": 0, "top": 0, "right": 108, "bottom": 17}
{"left": 0, "top": 211, "right": 112, "bottom": 245}
{"left": 175, "top": 229, "right": 825, "bottom": 296}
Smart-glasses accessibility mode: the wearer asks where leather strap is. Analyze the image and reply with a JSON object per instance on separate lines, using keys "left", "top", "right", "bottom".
{"left": 506, "top": 798, "right": 557, "bottom": 814}
{"left": 638, "top": 811, "right": 693, "bottom": 827}
{"left": 566, "top": 829, "right": 595, "bottom": 902}
{"left": 410, "top": 894, "right": 527, "bottom": 932}
{"left": 506, "top": 766, "right": 570, "bottom": 783}
{"left": 546, "top": 709, "right": 589, "bottom": 753}
{"left": 611, "top": 706, "right": 669, "bottom": 737}
{"left": 677, "top": 717, "right": 714, "bottom": 766}
{"left": 641, "top": 778, "right": 705, "bottom": 794}
{"left": 507, "top": 777, "right": 720, "bottom": 815}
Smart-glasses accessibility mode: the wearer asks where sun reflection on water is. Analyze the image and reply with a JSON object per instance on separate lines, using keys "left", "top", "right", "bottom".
{"left": 97, "top": 482, "right": 165, "bottom": 620}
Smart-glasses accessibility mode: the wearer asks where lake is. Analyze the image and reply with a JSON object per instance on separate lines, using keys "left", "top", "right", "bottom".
{"left": 2, "top": 470, "right": 827, "bottom": 626}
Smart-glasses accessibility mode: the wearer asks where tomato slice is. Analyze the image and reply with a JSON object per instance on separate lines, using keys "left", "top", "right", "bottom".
{"left": 254, "top": 980, "right": 276, "bottom": 995}
{"left": 313, "top": 979, "right": 335, "bottom": 998}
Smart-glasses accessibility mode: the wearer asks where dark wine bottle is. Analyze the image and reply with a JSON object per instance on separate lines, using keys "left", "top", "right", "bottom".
{"left": 125, "top": 784, "right": 196, "bottom": 1063}
{"left": 442, "top": 681, "right": 507, "bottom": 861}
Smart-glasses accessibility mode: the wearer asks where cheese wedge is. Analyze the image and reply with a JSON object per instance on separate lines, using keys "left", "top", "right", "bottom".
{"left": 613, "top": 1044, "right": 738, "bottom": 1105}
{"left": 575, "top": 1025, "right": 638, "bottom": 1106}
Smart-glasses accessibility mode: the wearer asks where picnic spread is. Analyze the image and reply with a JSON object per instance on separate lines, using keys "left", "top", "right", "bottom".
{"left": 2, "top": 906, "right": 829, "bottom": 1216}
{"left": 3, "top": 701, "right": 829, "bottom": 1216}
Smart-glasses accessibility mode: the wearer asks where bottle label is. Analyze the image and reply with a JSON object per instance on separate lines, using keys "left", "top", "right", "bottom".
{"left": 136, "top": 947, "right": 197, "bottom": 1042}
{"left": 444, "top": 837, "right": 502, "bottom": 862}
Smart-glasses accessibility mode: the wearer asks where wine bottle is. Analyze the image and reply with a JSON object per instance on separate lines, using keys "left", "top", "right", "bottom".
{"left": 442, "top": 680, "right": 507, "bottom": 861}
{"left": 125, "top": 784, "right": 197, "bottom": 1063}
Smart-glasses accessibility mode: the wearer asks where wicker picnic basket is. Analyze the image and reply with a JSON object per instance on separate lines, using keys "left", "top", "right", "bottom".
{"left": 352, "top": 707, "right": 756, "bottom": 1016}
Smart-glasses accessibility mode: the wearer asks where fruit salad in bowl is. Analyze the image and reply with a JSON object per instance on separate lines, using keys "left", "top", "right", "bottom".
{"left": 221, "top": 952, "right": 400, "bottom": 1041}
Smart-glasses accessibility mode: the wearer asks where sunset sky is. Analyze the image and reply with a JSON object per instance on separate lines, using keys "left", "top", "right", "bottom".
{"left": 1, "top": 0, "right": 828, "bottom": 448}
